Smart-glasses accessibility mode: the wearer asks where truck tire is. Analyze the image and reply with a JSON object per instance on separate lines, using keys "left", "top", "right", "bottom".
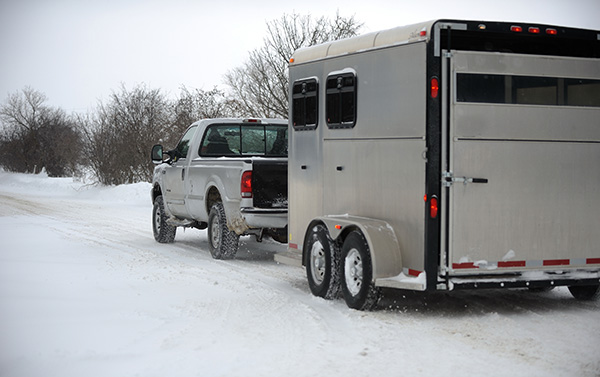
{"left": 305, "top": 224, "right": 340, "bottom": 299}
{"left": 152, "top": 195, "right": 176, "bottom": 243}
{"left": 568, "top": 284, "right": 600, "bottom": 300}
{"left": 341, "top": 230, "right": 380, "bottom": 310}
{"left": 207, "top": 202, "right": 239, "bottom": 259}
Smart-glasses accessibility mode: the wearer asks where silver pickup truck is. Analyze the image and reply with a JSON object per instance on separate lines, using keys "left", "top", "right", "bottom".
{"left": 151, "top": 118, "right": 288, "bottom": 259}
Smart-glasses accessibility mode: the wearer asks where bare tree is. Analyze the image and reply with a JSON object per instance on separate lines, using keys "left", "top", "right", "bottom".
{"left": 84, "top": 84, "right": 172, "bottom": 185}
{"left": 224, "top": 12, "right": 363, "bottom": 118}
{"left": 0, "top": 87, "right": 82, "bottom": 176}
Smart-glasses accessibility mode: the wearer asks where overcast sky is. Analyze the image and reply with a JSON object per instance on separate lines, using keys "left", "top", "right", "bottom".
{"left": 1, "top": 0, "right": 599, "bottom": 113}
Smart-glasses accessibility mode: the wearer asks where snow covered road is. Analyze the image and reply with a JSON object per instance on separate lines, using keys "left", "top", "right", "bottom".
{"left": 1, "top": 171, "right": 599, "bottom": 377}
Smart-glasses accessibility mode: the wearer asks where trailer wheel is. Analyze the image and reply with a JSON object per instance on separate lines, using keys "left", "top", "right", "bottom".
{"left": 208, "top": 202, "right": 239, "bottom": 259}
{"left": 568, "top": 284, "right": 600, "bottom": 300}
{"left": 152, "top": 195, "right": 176, "bottom": 243}
{"left": 305, "top": 224, "right": 340, "bottom": 299}
{"left": 341, "top": 230, "right": 380, "bottom": 310}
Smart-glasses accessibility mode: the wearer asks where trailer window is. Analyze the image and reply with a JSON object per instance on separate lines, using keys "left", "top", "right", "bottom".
{"left": 457, "top": 73, "right": 600, "bottom": 107}
{"left": 292, "top": 79, "right": 318, "bottom": 130}
{"left": 326, "top": 72, "right": 356, "bottom": 128}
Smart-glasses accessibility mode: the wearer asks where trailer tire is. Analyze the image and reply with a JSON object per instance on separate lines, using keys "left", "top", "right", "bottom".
{"left": 152, "top": 195, "right": 176, "bottom": 243}
{"left": 305, "top": 224, "right": 340, "bottom": 299}
{"left": 341, "top": 230, "right": 380, "bottom": 310}
{"left": 568, "top": 284, "right": 600, "bottom": 300}
{"left": 208, "top": 202, "right": 239, "bottom": 259}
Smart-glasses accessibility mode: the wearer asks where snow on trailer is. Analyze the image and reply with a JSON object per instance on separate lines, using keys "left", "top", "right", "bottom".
{"left": 279, "top": 19, "right": 600, "bottom": 310}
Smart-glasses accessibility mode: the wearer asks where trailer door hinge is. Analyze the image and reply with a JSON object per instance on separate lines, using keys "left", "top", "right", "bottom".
{"left": 443, "top": 171, "right": 488, "bottom": 187}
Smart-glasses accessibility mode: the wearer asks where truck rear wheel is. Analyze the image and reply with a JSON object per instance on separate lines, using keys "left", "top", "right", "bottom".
{"left": 305, "top": 224, "right": 340, "bottom": 299}
{"left": 568, "top": 284, "right": 600, "bottom": 300}
{"left": 341, "top": 230, "right": 380, "bottom": 310}
{"left": 152, "top": 195, "right": 176, "bottom": 243}
{"left": 208, "top": 202, "right": 239, "bottom": 259}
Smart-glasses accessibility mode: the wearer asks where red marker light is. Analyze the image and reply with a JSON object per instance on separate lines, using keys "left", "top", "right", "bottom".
{"left": 241, "top": 171, "right": 252, "bottom": 198}
{"left": 430, "top": 196, "right": 438, "bottom": 218}
{"left": 511, "top": 25, "right": 523, "bottom": 32}
{"left": 430, "top": 77, "right": 439, "bottom": 99}
{"left": 546, "top": 28, "right": 558, "bottom": 35}
{"left": 335, "top": 224, "right": 342, "bottom": 230}
{"left": 420, "top": 30, "right": 427, "bottom": 37}
{"left": 528, "top": 27, "right": 540, "bottom": 34}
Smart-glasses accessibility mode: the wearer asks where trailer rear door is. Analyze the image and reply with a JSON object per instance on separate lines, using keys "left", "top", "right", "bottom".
{"left": 445, "top": 50, "right": 600, "bottom": 276}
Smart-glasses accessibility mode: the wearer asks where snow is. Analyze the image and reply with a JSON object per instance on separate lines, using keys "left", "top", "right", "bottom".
{"left": 1, "top": 170, "right": 600, "bottom": 377}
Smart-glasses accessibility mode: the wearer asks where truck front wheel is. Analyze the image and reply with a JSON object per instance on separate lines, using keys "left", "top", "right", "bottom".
{"left": 207, "top": 202, "right": 239, "bottom": 259}
{"left": 305, "top": 224, "right": 340, "bottom": 299}
{"left": 153, "top": 195, "right": 176, "bottom": 243}
{"left": 341, "top": 230, "right": 380, "bottom": 310}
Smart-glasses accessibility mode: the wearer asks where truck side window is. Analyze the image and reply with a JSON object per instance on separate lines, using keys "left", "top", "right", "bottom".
{"left": 175, "top": 125, "right": 198, "bottom": 158}
{"left": 292, "top": 79, "right": 318, "bottom": 130}
{"left": 326, "top": 72, "right": 356, "bottom": 128}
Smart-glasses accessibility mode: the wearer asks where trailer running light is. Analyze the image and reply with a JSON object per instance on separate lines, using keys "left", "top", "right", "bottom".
{"left": 528, "top": 27, "right": 540, "bottom": 34}
{"left": 430, "top": 77, "right": 439, "bottom": 99}
{"left": 241, "top": 171, "right": 252, "bottom": 198}
{"left": 511, "top": 25, "right": 523, "bottom": 32}
{"left": 430, "top": 196, "right": 438, "bottom": 218}
{"left": 335, "top": 224, "right": 342, "bottom": 230}
{"left": 546, "top": 28, "right": 558, "bottom": 35}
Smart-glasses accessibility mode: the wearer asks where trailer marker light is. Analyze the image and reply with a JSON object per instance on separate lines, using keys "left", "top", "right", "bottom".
{"left": 528, "top": 27, "right": 540, "bottom": 34}
{"left": 241, "top": 171, "right": 252, "bottom": 198}
{"left": 478, "top": 24, "right": 486, "bottom": 30}
{"left": 289, "top": 57, "right": 295, "bottom": 63}
{"left": 511, "top": 25, "right": 523, "bottom": 32}
{"left": 546, "top": 28, "right": 557, "bottom": 35}
{"left": 430, "top": 77, "right": 439, "bottom": 99}
{"left": 430, "top": 196, "right": 438, "bottom": 218}
{"left": 335, "top": 224, "right": 342, "bottom": 230}
{"left": 419, "top": 29, "right": 427, "bottom": 37}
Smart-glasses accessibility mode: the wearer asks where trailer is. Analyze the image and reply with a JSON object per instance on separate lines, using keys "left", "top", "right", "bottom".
{"left": 280, "top": 19, "right": 600, "bottom": 310}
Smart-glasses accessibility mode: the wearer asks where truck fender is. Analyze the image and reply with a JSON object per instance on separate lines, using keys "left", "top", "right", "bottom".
{"left": 205, "top": 175, "right": 247, "bottom": 235}
{"left": 316, "top": 215, "right": 403, "bottom": 282}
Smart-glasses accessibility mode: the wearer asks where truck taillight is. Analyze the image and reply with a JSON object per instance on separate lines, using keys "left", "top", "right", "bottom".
{"left": 241, "top": 171, "right": 252, "bottom": 198}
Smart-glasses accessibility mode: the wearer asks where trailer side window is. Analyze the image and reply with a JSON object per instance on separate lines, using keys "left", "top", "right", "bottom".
{"left": 326, "top": 72, "right": 356, "bottom": 128}
{"left": 292, "top": 79, "right": 318, "bottom": 130}
{"left": 457, "top": 73, "right": 600, "bottom": 107}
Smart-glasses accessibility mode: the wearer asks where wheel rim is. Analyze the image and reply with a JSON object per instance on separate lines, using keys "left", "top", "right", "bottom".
{"left": 310, "top": 241, "right": 326, "bottom": 285}
{"left": 344, "top": 248, "right": 363, "bottom": 296}
{"left": 154, "top": 205, "right": 162, "bottom": 233}
{"left": 210, "top": 217, "right": 221, "bottom": 249}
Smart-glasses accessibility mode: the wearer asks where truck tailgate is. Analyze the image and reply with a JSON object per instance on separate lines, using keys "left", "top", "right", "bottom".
{"left": 252, "top": 159, "right": 288, "bottom": 209}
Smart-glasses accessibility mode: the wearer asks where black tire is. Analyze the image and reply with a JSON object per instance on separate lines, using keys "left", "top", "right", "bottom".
{"left": 207, "top": 202, "right": 239, "bottom": 259}
{"left": 153, "top": 196, "right": 176, "bottom": 243}
{"left": 305, "top": 224, "right": 340, "bottom": 299}
{"left": 568, "top": 284, "right": 600, "bottom": 300}
{"left": 341, "top": 230, "right": 380, "bottom": 310}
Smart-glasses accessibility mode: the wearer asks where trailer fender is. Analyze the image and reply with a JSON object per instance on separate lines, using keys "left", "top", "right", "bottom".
{"left": 317, "top": 215, "right": 403, "bottom": 282}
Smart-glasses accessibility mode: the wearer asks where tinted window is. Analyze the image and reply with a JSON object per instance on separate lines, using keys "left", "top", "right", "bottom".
{"left": 200, "top": 124, "right": 287, "bottom": 157}
{"left": 292, "top": 79, "right": 318, "bottom": 130}
{"left": 326, "top": 72, "right": 356, "bottom": 128}
{"left": 457, "top": 73, "right": 600, "bottom": 107}
{"left": 175, "top": 125, "right": 198, "bottom": 158}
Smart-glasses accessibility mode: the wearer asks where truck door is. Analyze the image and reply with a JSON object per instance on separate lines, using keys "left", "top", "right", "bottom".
{"left": 163, "top": 125, "right": 197, "bottom": 217}
{"left": 444, "top": 50, "right": 600, "bottom": 276}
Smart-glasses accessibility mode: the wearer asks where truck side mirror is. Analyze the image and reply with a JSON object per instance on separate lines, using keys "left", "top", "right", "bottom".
{"left": 151, "top": 144, "right": 164, "bottom": 164}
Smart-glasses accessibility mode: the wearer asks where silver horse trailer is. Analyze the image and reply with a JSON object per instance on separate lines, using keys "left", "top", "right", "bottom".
{"left": 281, "top": 19, "right": 600, "bottom": 310}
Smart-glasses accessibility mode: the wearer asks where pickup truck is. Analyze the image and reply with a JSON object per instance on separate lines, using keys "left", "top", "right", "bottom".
{"left": 150, "top": 118, "right": 288, "bottom": 259}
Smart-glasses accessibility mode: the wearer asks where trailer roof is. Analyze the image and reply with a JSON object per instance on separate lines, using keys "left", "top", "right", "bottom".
{"left": 290, "top": 20, "right": 435, "bottom": 65}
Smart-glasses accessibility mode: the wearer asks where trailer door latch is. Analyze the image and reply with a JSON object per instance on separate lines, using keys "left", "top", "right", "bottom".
{"left": 443, "top": 171, "right": 488, "bottom": 187}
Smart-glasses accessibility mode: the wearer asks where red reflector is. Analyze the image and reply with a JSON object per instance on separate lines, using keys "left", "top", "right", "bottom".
{"left": 430, "top": 196, "right": 438, "bottom": 218}
{"left": 511, "top": 25, "right": 523, "bottom": 32}
{"left": 528, "top": 27, "right": 540, "bottom": 34}
{"left": 430, "top": 77, "right": 439, "bottom": 99}
{"left": 241, "top": 171, "right": 252, "bottom": 198}
{"left": 546, "top": 28, "right": 557, "bottom": 35}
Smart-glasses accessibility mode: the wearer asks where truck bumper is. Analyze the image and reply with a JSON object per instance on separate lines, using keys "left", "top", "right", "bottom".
{"left": 241, "top": 208, "right": 288, "bottom": 229}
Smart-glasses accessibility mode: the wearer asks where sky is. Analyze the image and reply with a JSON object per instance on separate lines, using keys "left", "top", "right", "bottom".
{"left": 1, "top": 0, "right": 599, "bottom": 113}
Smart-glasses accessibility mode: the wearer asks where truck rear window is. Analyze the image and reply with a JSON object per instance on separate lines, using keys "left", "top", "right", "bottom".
{"left": 457, "top": 73, "right": 600, "bottom": 107}
{"left": 199, "top": 124, "right": 288, "bottom": 157}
